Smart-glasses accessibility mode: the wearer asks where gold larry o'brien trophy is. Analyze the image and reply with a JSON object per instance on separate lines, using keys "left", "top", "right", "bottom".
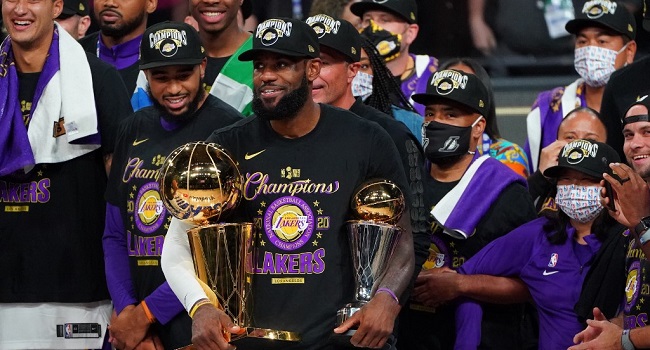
{"left": 158, "top": 141, "right": 300, "bottom": 348}
{"left": 335, "top": 179, "right": 405, "bottom": 336}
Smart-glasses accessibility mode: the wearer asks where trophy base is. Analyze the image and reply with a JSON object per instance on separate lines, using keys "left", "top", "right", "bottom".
{"left": 176, "top": 327, "right": 300, "bottom": 350}
{"left": 336, "top": 302, "right": 365, "bottom": 325}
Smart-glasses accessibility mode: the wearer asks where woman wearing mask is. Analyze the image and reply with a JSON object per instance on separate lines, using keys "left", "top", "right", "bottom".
{"left": 524, "top": 0, "right": 636, "bottom": 175}
{"left": 413, "top": 139, "right": 628, "bottom": 349}
{"left": 441, "top": 57, "right": 530, "bottom": 177}
{"left": 353, "top": 37, "right": 424, "bottom": 142}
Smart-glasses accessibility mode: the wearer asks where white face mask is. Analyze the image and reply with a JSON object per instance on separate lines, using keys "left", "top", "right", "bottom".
{"left": 351, "top": 71, "right": 373, "bottom": 101}
{"left": 555, "top": 184, "right": 604, "bottom": 223}
{"left": 574, "top": 44, "right": 627, "bottom": 87}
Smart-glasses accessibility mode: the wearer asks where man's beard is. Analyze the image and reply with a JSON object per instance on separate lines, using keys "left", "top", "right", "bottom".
{"left": 99, "top": 10, "right": 145, "bottom": 39}
{"left": 148, "top": 86, "right": 206, "bottom": 124}
{"left": 252, "top": 75, "right": 309, "bottom": 121}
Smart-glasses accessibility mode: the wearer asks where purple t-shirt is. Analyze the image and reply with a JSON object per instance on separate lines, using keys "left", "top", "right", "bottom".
{"left": 457, "top": 217, "right": 601, "bottom": 349}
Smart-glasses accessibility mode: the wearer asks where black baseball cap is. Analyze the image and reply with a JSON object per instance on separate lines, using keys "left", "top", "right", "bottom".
{"left": 412, "top": 69, "right": 489, "bottom": 117}
{"left": 58, "top": 0, "right": 88, "bottom": 18}
{"left": 350, "top": 0, "right": 417, "bottom": 24}
{"left": 544, "top": 139, "right": 620, "bottom": 179}
{"left": 140, "top": 21, "right": 205, "bottom": 70}
{"left": 623, "top": 95, "right": 650, "bottom": 126}
{"left": 239, "top": 18, "right": 320, "bottom": 61}
{"left": 306, "top": 14, "right": 361, "bottom": 63}
{"left": 566, "top": 0, "right": 636, "bottom": 40}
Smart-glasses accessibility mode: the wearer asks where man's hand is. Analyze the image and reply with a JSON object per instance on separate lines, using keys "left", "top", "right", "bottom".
{"left": 538, "top": 140, "right": 567, "bottom": 173}
{"left": 571, "top": 307, "right": 608, "bottom": 345}
{"left": 603, "top": 163, "right": 650, "bottom": 229}
{"left": 411, "top": 267, "right": 459, "bottom": 307}
{"left": 333, "top": 292, "right": 400, "bottom": 348}
{"left": 192, "top": 303, "right": 242, "bottom": 350}
{"left": 108, "top": 304, "right": 151, "bottom": 350}
{"left": 568, "top": 315, "right": 622, "bottom": 350}
{"left": 468, "top": 16, "right": 496, "bottom": 56}
{"left": 133, "top": 333, "right": 165, "bottom": 350}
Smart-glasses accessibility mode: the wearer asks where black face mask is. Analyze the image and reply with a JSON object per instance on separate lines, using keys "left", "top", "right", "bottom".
{"left": 422, "top": 117, "right": 481, "bottom": 163}
{"left": 359, "top": 19, "right": 402, "bottom": 63}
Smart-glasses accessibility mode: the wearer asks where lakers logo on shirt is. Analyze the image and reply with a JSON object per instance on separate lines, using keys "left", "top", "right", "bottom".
{"left": 264, "top": 196, "right": 314, "bottom": 250}
{"left": 625, "top": 261, "right": 641, "bottom": 313}
{"left": 135, "top": 182, "right": 166, "bottom": 234}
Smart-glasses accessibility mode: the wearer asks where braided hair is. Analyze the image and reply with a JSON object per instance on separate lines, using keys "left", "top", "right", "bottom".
{"left": 359, "top": 37, "right": 416, "bottom": 116}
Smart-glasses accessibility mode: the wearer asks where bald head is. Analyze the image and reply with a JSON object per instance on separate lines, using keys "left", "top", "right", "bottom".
{"left": 558, "top": 108, "right": 607, "bottom": 143}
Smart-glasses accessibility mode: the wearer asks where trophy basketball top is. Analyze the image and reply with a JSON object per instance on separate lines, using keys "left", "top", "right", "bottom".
{"left": 350, "top": 179, "right": 404, "bottom": 225}
{"left": 158, "top": 141, "right": 243, "bottom": 225}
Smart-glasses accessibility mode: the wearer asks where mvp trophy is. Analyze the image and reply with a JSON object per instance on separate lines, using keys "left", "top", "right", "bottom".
{"left": 158, "top": 141, "right": 300, "bottom": 349}
{"left": 335, "top": 179, "right": 404, "bottom": 341}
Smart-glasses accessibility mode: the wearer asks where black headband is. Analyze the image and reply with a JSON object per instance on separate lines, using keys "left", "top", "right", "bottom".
{"left": 623, "top": 114, "right": 650, "bottom": 126}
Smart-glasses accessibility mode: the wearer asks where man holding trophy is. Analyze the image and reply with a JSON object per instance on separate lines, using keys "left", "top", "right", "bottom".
{"left": 161, "top": 17, "right": 415, "bottom": 350}
{"left": 103, "top": 21, "right": 243, "bottom": 349}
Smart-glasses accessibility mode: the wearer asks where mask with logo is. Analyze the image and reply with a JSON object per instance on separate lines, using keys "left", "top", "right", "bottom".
{"left": 360, "top": 19, "right": 402, "bottom": 62}
{"left": 574, "top": 44, "right": 627, "bottom": 87}
{"left": 352, "top": 71, "right": 374, "bottom": 101}
{"left": 555, "top": 184, "right": 604, "bottom": 223}
{"left": 422, "top": 116, "right": 482, "bottom": 162}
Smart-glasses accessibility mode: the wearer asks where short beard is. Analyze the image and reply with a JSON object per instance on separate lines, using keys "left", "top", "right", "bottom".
{"left": 148, "top": 85, "right": 206, "bottom": 124}
{"left": 252, "top": 75, "right": 309, "bottom": 121}
{"left": 99, "top": 10, "right": 145, "bottom": 39}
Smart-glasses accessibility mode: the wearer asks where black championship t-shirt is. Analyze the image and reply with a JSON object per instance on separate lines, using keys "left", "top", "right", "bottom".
{"left": 398, "top": 169, "right": 538, "bottom": 350}
{"left": 203, "top": 56, "right": 230, "bottom": 94}
{"left": 622, "top": 235, "right": 650, "bottom": 330}
{"left": 106, "top": 95, "right": 242, "bottom": 348}
{"left": 207, "top": 104, "right": 409, "bottom": 349}
{"left": 16, "top": 72, "right": 39, "bottom": 126}
{"left": 0, "top": 54, "right": 133, "bottom": 302}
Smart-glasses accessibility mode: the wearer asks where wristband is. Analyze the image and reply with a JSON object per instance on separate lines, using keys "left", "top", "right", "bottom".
{"left": 376, "top": 288, "right": 399, "bottom": 304}
{"left": 622, "top": 329, "right": 636, "bottom": 350}
{"left": 189, "top": 299, "right": 212, "bottom": 318}
{"left": 641, "top": 229, "right": 650, "bottom": 246}
{"left": 140, "top": 300, "right": 156, "bottom": 324}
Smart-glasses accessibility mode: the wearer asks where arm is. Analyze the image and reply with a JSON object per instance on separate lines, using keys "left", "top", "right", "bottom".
{"left": 103, "top": 203, "right": 138, "bottom": 313}
{"left": 334, "top": 206, "right": 415, "bottom": 349}
{"left": 604, "top": 163, "right": 650, "bottom": 258}
{"left": 161, "top": 217, "right": 240, "bottom": 350}
{"left": 334, "top": 127, "right": 415, "bottom": 349}
{"left": 468, "top": 0, "right": 496, "bottom": 55}
{"left": 103, "top": 203, "right": 153, "bottom": 349}
{"left": 412, "top": 270, "right": 530, "bottom": 307}
{"left": 568, "top": 309, "right": 646, "bottom": 350}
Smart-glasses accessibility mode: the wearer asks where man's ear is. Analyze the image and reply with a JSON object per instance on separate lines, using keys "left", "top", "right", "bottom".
{"left": 78, "top": 15, "right": 91, "bottom": 38}
{"left": 306, "top": 58, "right": 322, "bottom": 82}
{"left": 348, "top": 62, "right": 360, "bottom": 84}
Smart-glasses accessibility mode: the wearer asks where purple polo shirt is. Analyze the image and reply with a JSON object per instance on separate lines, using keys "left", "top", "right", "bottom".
{"left": 457, "top": 217, "right": 601, "bottom": 349}
{"left": 98, "top": 35, "right": 141, "bottom": 71}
